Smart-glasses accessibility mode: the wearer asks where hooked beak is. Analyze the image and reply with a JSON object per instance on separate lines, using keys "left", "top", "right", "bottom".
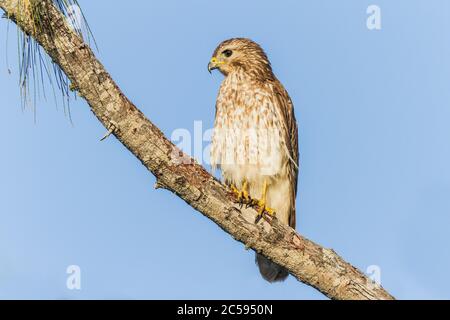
{"left": 208, "top": 57, "right": 219, "bottom": 74}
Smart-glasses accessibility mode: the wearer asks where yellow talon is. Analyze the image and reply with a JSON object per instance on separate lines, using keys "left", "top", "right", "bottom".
{"left": 231, "top": 181, "right": 251, "bottom": 206}
{"left": 255, "top": 180, "right": 276, "bottom": 223}
{"left": 231, "top": 184, "right": 240, "bottom": 196}
{"left": 257, "top": 201, "right": 276, "bottom": 216}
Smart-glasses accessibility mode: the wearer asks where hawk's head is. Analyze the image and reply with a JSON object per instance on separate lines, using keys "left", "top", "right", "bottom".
{"left": 208, "top": 38, "right": 273, "bottom": 78}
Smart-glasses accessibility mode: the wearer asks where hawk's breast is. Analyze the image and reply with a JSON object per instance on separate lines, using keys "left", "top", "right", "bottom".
{"left": 211, "top": 72, "right": 287, "bottom": 184}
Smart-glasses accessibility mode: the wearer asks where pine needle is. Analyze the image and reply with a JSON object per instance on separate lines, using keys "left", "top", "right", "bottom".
{"left": 5, "top": 0, "right": 96, "bottom": 122}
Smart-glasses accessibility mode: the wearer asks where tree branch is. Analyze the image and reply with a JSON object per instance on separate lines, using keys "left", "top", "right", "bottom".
{"left": 0, "top": 0, "right": 394, "bottom": 300}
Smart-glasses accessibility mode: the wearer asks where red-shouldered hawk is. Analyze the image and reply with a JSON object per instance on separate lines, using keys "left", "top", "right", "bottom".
{"left": 208, "top": 38, "right": 299, "bottom": 282}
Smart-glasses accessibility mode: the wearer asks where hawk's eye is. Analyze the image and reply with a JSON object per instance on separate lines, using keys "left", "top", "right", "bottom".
{"left": 222, "top": 49, "right": 233, "bottom": 58}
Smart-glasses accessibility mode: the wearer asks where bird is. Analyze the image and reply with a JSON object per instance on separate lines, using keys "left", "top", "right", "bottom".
{"left": 208, "top": 38, "right": 299, "bottom": 282}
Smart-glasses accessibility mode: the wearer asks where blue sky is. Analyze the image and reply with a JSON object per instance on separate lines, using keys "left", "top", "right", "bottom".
{"left": 1, "top": 0, "right": 450, "bottom": 299}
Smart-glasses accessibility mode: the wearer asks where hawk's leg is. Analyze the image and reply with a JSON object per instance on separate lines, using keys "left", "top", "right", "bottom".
{"left": 231, "top": 180, "right": 252, "bottom": 208}
{"left": 254, "top": 180, "right": 276, "bottom": 223}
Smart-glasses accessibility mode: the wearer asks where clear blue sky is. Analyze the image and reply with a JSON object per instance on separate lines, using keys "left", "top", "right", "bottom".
{"left": 1, "top": 0, "right": 450, "bottom": 299}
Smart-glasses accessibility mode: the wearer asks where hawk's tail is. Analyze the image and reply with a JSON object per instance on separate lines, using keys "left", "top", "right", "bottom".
{"left": 255, "top": 253, "right": 289, "bottom": 283}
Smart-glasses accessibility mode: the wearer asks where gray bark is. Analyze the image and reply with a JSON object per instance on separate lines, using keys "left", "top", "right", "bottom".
{"left": 0, "top": 0, "right": 395, "bottom": 300}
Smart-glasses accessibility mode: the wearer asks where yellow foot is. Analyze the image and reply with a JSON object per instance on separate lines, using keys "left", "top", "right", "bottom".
{"left": 231, "top": 183, "right": 252, "bottom": 208}
{"left": 254, "top": 199, "right": 276, "bottom": 224}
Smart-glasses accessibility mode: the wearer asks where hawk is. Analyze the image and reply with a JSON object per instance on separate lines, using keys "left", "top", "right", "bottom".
{"left": 208, "top": 38, "right": 299, "bottom": 282}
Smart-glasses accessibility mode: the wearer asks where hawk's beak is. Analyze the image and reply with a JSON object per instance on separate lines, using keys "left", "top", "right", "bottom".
{"left": 208, "top": 57, "right": 219, "bottom": 74}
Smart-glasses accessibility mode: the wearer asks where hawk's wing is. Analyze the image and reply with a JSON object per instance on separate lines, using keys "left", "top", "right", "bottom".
{"left": 271, "top": 79, "right": 299, "bottom": 229}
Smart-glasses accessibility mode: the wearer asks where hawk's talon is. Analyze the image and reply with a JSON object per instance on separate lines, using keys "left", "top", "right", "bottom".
{"left": 231, "top": 183, "right": 252, "bottom": 207}
{"left": 247, "top": 198, "right": 259, "bottom": 208}
{"left": 254, "top": 199, "right": 276, "bottom": 223}
{"left": 253, "top": 180, "right": 276, "bottom": 223}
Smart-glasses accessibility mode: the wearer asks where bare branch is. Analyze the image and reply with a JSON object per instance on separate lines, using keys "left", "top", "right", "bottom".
{"left": 0, "top": 0, "right": 394, "bottom": 300}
